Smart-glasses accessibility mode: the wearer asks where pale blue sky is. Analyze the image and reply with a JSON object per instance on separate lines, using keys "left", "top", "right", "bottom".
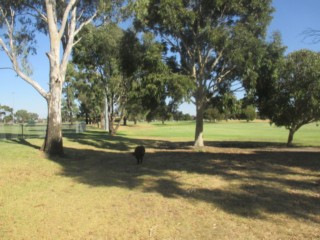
{"left": 1, "top": 0, "right": 320, "bottom": 118}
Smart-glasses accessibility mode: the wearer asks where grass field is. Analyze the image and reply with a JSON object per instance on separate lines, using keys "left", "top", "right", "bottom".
{"left": 0, "top": 121, "right": 319, "bottom": 239}
{"left": 118, "top": 120, "right": 320, "bottom": 147}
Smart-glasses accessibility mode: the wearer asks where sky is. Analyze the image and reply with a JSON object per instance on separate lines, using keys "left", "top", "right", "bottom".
{"left": 1, "top": 0, "right": 320, "bottom": 118}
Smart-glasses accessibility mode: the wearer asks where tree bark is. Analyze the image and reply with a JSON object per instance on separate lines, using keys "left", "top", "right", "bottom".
{"left": 42, "top": 81, "right": 63, "bottom": 155}
{"left": 194, "top": 87, "right": 205, "bottom": 147}
{"left": 287, "top": 128, "right": 295, "bottom": 147}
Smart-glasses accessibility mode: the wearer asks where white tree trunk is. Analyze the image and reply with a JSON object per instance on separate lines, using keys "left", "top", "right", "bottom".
{"left": 42, "top": 0, "right": 95, "bottom": 154}
{"left": 42, "top": 81, "right": 63, "bottom": 154}
{"left": 0, "top": 1, "right": 97, "bottom": 155}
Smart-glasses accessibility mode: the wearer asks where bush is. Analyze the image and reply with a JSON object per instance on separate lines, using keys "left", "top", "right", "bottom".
{"left": 242, "top": 105, "right": 256, "bottom": 122}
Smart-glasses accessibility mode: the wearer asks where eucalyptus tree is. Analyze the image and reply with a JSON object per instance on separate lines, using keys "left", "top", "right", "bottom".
{"left": 72, "top": 23, "right": 125, "bottom": 134}
{"left": 0, "top": 104, "right": 13, "bottom": 123}
{"left": 124, "top": 31, "right": 193, "bottom": 123}
{"left": 133, "top": 0, "right": 273, "bottom": 147}
{"left": 242, "top": 105, "right": 256, "bottom": 122}
{"left": 0, "top": 0, "right": 123, "bottom": 155}
{"left": 62, "top": 63, "right": 79, "bottom": 124}
{"left": 137, "top": 33, "right": 193, "bottom": 121}
{"left": 119, "top": 30, "right": 146, "bottom": 124}
{"left": 255, "top": 32, "right": 286, "bottom": 120}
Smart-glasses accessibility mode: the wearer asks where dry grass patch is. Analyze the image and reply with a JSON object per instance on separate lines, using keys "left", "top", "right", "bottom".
{"left": 0, "top": 134, "right": 319, "bottom": 239}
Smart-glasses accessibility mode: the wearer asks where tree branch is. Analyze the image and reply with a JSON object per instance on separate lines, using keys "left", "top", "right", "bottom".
{"left": 59, "top": 0, "right": 77, "bottom": 39}
{"left": 45, "top": 0, "right": 58, "bottom": 36}
{"left": 0, "top": 67, "right": 14, "bottom": 70}
{"left": 74, "top": 11, "right": 98, "bottom": 36}
{"left": 216, "top": 68, "right": 234, "bottom": 84}
{"left": 210, "top": 49, "right": 224, "bottom": 70}
{"left": 72, "top": 36, "right": 82, "bottom": 47}
{"left": 1, "top": 38, "right": 49, "bottom": 99}
{"left": 25, "top": 4, "right": 48, "bottom": 23}
{"left": 302, "top": 28, "right": 320, "bottom": 44}
{"left": 0, "top": 7, "right": 49, "bottom": 100}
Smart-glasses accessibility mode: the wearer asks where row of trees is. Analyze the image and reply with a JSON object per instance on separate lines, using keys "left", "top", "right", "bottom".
{"left": 63, "top": 23, "right": 193, "bottom": 132}
{"left": 63, "top": 25, "right": 257, "bottom": 128}
{"left": 1, "top": 1, "right": 319, "bottom": 154}
{"left": 0, "top": 104, "right": 39, "bottom": 123}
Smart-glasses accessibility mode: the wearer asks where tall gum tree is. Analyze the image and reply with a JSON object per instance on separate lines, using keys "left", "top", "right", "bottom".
{"left": 0, "top": 0, "right": 122, "bottom": 155}
{"left": 71, "top": 24, "right": 125, "bottom": 135}
{"left": 133, "top": 0, "right": 273, "bottom": 147}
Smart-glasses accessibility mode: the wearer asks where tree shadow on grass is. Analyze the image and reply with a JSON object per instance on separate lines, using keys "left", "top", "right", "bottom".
{"left": 64, "top": 130, "right": 193, "bottom": 151}
{"left": 10, "top": 138, "right": 41, "bottom": 150}
{"left": 14, "top": 128, "right": 320, "bottom": 223}
{"left": 47, "top": 136, "right": 320, "bottom": 223}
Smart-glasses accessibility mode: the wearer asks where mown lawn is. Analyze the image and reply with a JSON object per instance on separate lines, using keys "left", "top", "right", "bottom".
{"left": 118, "top": 120, "right": 320, "bottom": 146}
{"left": 0, "top": 121, "right": 319, "bottom": 239}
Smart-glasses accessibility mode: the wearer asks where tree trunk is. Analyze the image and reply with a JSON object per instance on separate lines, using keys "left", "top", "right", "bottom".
{"left": 109, "top": 115, "right": 114, "bottom": 135}
{"left": 114, "top": 114, "right": 125, "bottom": 134}
{"left": 41, "top": 82, "right": 63, "bottom": 155}
{"left": 85, "top": 113, "right": 89, "bottom": 124}
{"left": 194, "top": 90, "right": 205, "bottom": 147}
{"left": 287, "top": 128, "right": 296, "bottom": 147}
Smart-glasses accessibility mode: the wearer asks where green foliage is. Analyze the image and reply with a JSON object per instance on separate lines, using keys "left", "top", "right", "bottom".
{"left": 242, "top": 105, "right": 256, "bottom": 122}
{"left": 0, "top": 104, "right": 13, "bottom": 114}
{"left": 71, "top": 23, "right": 125, "bottom": 128}
{"left": 204, "top": 108, "right": 225, "bottom": 122}
{"left": 121, "top": 30, "right": 194, "bottom": 123}
{"left": 172, "top": 111, "right": 193, "bottom": 121}
{"left": 274, "top": 50, "right": 320, "bottom": 125}
{"left": 133, "top": 0, "right": 274, "bottom": 145}
{"left": 258, "top": 49, "right": 320, "bottom": 145}
{"left": 15, "top": 109, "right": 38, "bottom": 123}
{"left": 134, "top": 0, "right": 273, "bottom": 87}
{"left": 256, "top": 32, "right": 287, "bottom": 118}
{"left": 207, "top": 92, "right": 241, "bottom": 120}
{"left": 62, "top": 64, "right": 79, "bottom": 123}
{"left": 0, "top": 104, "right": 14, "bottom": 123}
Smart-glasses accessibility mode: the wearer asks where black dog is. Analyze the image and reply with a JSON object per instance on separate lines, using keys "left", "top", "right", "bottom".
{"left": 132, "top": 146, "right": 145, "bottom": 164}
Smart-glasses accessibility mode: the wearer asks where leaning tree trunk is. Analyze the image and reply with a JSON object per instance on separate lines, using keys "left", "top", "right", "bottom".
{"left": 194, "top": 86, "right": 205, "bottom": 147}
{"left": 287, "top": 126, "right": 300, "bottom": 147}
{"left": 194, "top": 103, "right": 205, "bottom": 147}
{"left": 287, "top": 129, "right": 295, "bottom": 147}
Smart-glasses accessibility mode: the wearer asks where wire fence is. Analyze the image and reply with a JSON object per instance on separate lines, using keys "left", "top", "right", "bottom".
{"left": 0, "top": 122, "right": 86, "bottom": 140}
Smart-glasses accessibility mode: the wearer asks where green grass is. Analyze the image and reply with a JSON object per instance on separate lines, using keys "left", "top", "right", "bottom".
{"left": 0, "top": 121, "right": 319, "bottom": 239}
{"left": 118, "top": 120, "right": 320, "bottom": 147}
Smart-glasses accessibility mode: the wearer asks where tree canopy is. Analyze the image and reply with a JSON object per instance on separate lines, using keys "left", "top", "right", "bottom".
{"left": 133, "top": 0, "right": 274, "bottom": 147}
{"left": 70, "top": 24, "right": 193, "bottom": 129}
{"left": 257, "top": 49, "right": 320, "bottom": 145}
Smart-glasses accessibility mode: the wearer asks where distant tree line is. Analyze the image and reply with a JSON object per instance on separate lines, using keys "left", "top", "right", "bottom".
{"left": 0, "top": 104, "right": 39, "bottom": 124}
